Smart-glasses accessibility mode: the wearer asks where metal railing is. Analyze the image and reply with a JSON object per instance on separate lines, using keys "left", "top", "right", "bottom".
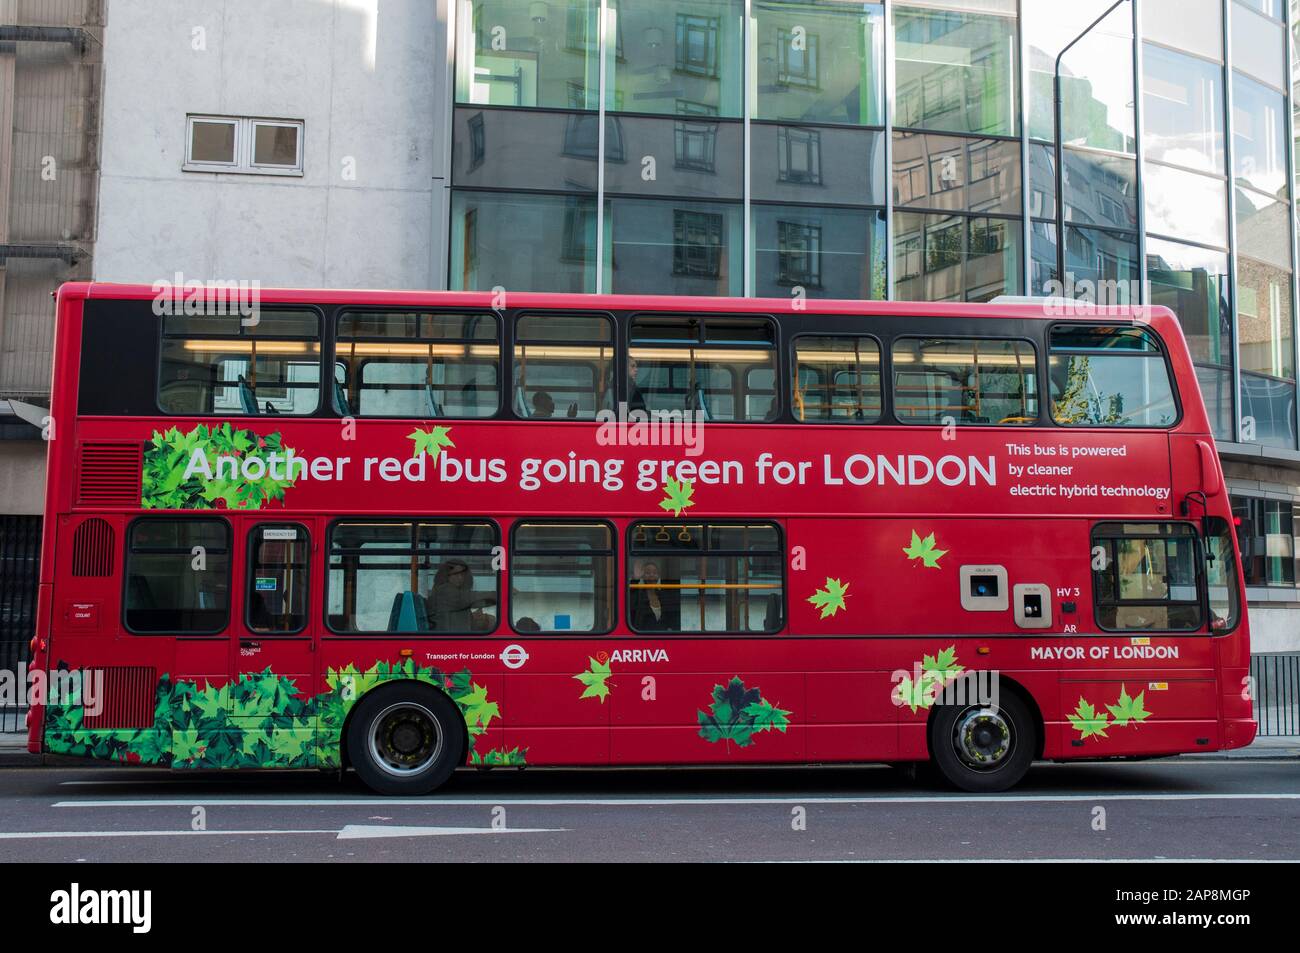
{"left": 1252, "top": 653, "right": 1300, "bottom": 737}
{"left": 0, "top": 639, "right": 29, "bottom": 734}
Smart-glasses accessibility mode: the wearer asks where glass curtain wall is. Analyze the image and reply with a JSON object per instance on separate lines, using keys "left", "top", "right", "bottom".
{"left": 448, "top": 0, "right": 1300, "bottom": 450}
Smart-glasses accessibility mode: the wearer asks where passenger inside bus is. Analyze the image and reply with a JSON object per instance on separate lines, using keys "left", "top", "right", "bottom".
{"left": 531, "top": 391, "right": 555, "bottom": 418}
{"left": 427, "top": 559, "right": 496, "bottom": 632}
{"left": 629, "top": 560, "right": 681, "bottom": 631}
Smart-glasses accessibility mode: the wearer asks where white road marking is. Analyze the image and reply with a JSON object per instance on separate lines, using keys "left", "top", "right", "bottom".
{"left": 763, "top": 858, "right": 1297, "bottom": 864}
{"left": 0, "top": 829, "right": 338, "bottom": 839}
{"left": 336, "top": 824, "right": 566, "bottom": 839}
{"left": 0, "top": 825, "right": 566, "bottom": 841}
{"left": 50, "top": 792, "right": 1300, "bottom": 808}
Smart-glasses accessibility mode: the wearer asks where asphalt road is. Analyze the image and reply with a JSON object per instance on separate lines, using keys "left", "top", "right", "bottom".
{"left": 0, "top": 758, "right": 1296, "bottom": 862}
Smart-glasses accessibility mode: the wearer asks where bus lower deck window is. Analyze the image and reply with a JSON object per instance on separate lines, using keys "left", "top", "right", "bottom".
{"left": 247, "top": 524, "right": 310, "bottom": 633}
{"left": 1092, "top": 522, "right": 1203, "bottom": 632}
{"left": 510, "top": 522, "right": 614, "bottom": 633}
{"left": 124, "top": 518, "right": 231, "bottom": 634}
{"left": 326, "top": 520, "right": 498, "bottom": 634}
{"left": 627, "top": 522, "right": 784, "bottom": 634}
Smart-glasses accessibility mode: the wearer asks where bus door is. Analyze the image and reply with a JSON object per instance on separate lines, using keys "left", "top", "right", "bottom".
{"left": 1063, "top": 521, "right": 1220, "bottom": 755}
{"left": 501, "top": 520, "right": 616, "bottom": 765}
{"left": 227, "top": 519, "right": 318, "bottom": 761}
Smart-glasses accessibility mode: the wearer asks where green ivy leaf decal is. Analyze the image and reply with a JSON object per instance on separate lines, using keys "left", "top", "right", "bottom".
{"left": 456, "top": 682, "right": 500, "bottom": 731}
{"left": 408, "top": 426, "right": 455, "bottom": 461}
{"left": 573, "top": 657, "right": 613, "bottom": 703}
{"left": 1106, "top": 684, "right": 1151, "bottom": 728}
{"left": 1067, "top": 698, "right": 1111, "bottom": 739}
{"left": 141, "top": 424, "right": 296, "bottom": 510}
{"left": 44, "top": 660, "right": 528, "bottom": 771}
{"left": 658, "top": 477, "right": 695, "bottom": 517}
{"left": 903, "top": 530, "right": 948, "bottom": 569}
{"left": 807, "top": 577, "right": 849, "bottom": 619}
{"left": 470, "top": 746, "right": 528, "bottom": 766}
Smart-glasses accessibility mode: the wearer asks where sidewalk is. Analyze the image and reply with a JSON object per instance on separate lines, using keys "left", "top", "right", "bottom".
{"left": 2, "top": 729, "right": 1297, "bottom": 766}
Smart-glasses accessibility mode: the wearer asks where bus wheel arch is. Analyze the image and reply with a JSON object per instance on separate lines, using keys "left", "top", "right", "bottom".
{"left": 341, "top": 680, "right": 468, "bottom": 795}
{"left": 925, "top": 674, "right": 1041, "bottom": 792}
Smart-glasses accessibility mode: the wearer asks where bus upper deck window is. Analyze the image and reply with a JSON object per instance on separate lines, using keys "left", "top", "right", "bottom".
{"left": 1049, "top": 325, "right": 1177, "bottom": 427}
{"left": 794, "top": 335, "right": 882, "bottom": 423}
{"left": 629, "top": 316, "right": 778, "bottom": 422}
{"left": 513, "top": 313, "right": 613, "bottom": 420}
{"left": 158, "top": 310, "right": 321, "bottom": 416}
{"left": 335, "top": 311, "right": 500, "bottom": 419}
{"left": 892, "top": 337, "right": 1038, "bottom": 425}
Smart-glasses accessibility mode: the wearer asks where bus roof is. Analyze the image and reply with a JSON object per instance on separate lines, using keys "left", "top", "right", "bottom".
{"left": 58, "top": 281, "right": 1180, "bottom": 328}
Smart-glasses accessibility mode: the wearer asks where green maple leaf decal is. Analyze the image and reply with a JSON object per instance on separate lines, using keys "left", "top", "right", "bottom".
{"left": 408, "top": 426, "right": 455, "bottom": 462}
{"left": 1106, "top": 685, "right": 1151, "bottom": 728}
{"left": 742, "top": 698, "right": 791, "bottom": 733}
{"left": 659, "top": 477, "right": 695, "bottom": 517}
{"left": 1067, "top": 697, "right": 1111, "bottom": 739}
{"left": 922, "top": 645, "right": 964, "bottom": 679}
{"left": 807, "top": 577, "right": 849, "bottom": 619}
{"left": 457, "top": 682, "right": 500, "bottom": 730}
{"left": 171, "top": 727, "right": 206, "bottom": 763}
{"left": 893, "top": 675, "right": 935, "bottom": 714}
{"left": 270, "top": 729, "right": 309, "bottom": 763}
{"left": 697, "top": 677, "right": 790, "bottom": 748}
{"left": 903, "top": 530, "right": 948, "bottom": 569}
{"left": 573, "top": 657, "right": 612, "bottom": 703}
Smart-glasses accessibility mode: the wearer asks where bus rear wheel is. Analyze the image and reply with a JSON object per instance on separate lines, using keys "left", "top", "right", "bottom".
{"left": 347, "top": 683, "right": 465, "bottom": 796}
{"left": 929, "top": 690, "right": 1035, "bottom": 793}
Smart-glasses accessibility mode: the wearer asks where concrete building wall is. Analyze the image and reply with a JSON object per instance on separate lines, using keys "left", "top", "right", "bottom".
{"left": 0, "top": 439, "right": 44, "bottom": 513}
{"left": 94, "top": 0, "right": 445, "bottom": 290}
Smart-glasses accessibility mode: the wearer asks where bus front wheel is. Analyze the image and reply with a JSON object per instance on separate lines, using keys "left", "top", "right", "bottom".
{"left": 347, "top": 683, "right": 465, "bottom": 796}
{"left": 929, "top": 690, "right": 1035, "bottom": 793}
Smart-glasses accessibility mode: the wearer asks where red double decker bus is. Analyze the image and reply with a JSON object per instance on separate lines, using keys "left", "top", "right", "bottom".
{"left": 26, "top": 282, "right": 1254, "bottom": 793}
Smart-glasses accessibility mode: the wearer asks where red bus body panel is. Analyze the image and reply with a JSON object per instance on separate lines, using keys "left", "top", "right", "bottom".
{"left": 27, "top": 283, "right": 1256, "bottom": 767}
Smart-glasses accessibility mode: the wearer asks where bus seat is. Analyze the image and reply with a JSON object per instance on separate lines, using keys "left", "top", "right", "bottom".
{"left": 425, "top": 384, "right": 444, "bottom": 418}
{"left": 332, "top": 378, "right": 350, "bottom": 415}
{"left": 237, "top": 375, "right": 259, "bottom": 415}
{"left": 387, "top": 591, "right": 431, "bottom": 633}
{"left": 514, "top": 384, "right": 529, "bottom": 417}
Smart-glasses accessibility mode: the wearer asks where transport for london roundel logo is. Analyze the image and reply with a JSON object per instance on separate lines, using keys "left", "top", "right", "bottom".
{"left": 500, "top": 644, "right": 530, "bottom": 670}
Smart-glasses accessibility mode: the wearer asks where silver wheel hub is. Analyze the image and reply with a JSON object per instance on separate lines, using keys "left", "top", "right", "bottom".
{"left": 954, "top": 707, "right": 1012, "bottom": 770}
{"left": 368, "top": 702, "right": 443, "bottom": 778}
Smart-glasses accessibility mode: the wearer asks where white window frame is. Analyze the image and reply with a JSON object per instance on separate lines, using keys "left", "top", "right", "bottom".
{"left": 184, "top": 115, "right": 304, "bottom": 176}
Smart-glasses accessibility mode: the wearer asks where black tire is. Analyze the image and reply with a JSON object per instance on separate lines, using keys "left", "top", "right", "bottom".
{"left": 929, "top": 688, "right": 1036, "bottom": 793}
{"left": 346, "top": 682, "right": 465, "bottom": 796}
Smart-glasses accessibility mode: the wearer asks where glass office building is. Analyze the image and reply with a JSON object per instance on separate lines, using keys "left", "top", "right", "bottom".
{"left": 446, "top": 0, "right": 1300, "bottom": 462}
